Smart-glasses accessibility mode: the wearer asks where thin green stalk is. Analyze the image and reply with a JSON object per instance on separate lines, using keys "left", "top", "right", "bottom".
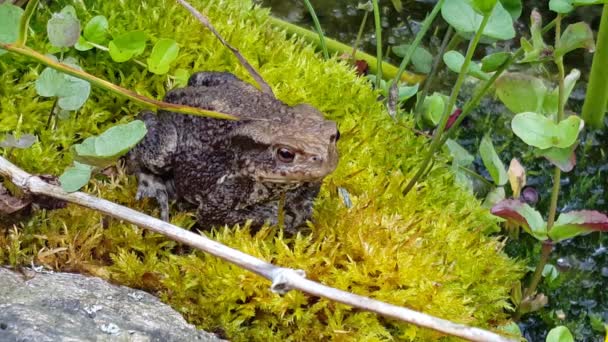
{"left": 522, "top": 241, "right": 553, "bottom": 299}
{"left": 0, "top": 43, "right": 238, "bottom": 120}
{"left": 581, "top": 4, "right": 608, "bottom": 128}
{"left": 302, "top": 0, "right": 329, "bottom": 60}
{"left": 350, "top": 11, "right": 369, "bottom": 63}
{"left": 17, "top": 0, "right": 39, "bottom": 46}
{"left": 267, "top": 16, "right": 425, "bottom": 84}
{"left": 548, "top": 14, "right": 565, "bottom": 231}
{"left": 522, "top": 14, "right": 565, "bottom": 302}
{"left": 402, "top": 13, "right": 491, "bottom": 196}
{"left": 371, "top": 0, "right": 382, "bottom": 88}
{"left": 414, "top": 26, "right": 453, "bottom": 124}
{"left": 393, "top": 0, "right": 444, "bottom": 86}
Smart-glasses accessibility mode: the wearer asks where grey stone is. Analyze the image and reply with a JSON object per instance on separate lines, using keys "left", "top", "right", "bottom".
{"left": 0, "top": 267, "right": 225, "bottom": 342}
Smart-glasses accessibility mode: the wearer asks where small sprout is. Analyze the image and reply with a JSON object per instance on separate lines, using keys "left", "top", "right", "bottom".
{"left": 0, "top": 3, "right": 23, "bottom": 56}
{"left": 479, "top": 134, "right": 508, "bottom": 186}
{"left": 147, "top": 38, "right": 180, "bottom": 75}
{"left": 108, "top": 31, "right": 147, "bottom": 62}
{"left": 47, "top": 6, "right": 81, "bottom": 48}
{"left": 357, "top": 1, "right": 373, "bottom": 12}
{"left": 508, "top": 158, "right": 526, "bottom": 198}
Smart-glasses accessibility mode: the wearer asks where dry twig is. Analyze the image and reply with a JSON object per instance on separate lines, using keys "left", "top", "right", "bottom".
{"left": 0, "top": 156, "right": 515, "bottom": 342}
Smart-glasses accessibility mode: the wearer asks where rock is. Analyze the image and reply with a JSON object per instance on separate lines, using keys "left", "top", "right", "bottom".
{"left": 0, "top": 267, "right": 225, "bottom": 342}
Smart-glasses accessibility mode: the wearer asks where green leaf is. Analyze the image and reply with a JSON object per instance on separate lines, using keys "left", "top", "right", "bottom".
{"left": 73, "top": 120, "right": 147, "bottom": 167}
{"left": 537, "top": 143, "right": 578, "bottom": 172}
{"left": 0, "top": 3, "right": 24, "bottom": 55}
{"left": 46, "top": 6, "right": 81, "bottom": 48}
{"left": 482, "top": 186, "right": 506, "bottom": 209}
{"left": 479, "top": 135, "right": 508, "bottom": 185}
{"left": 108, "top": 30, "right": 147, "bottom": 62}
{"left": 392, "top": 44, "right": 433, "bottom": 73}
{"left": 147, "top": 38, "right": 179, "bottom": 74}
{"left": 542, "top": 264, "right": 559, "bottom": 282}
{"left": 421, "top": 92, "right": 446, "bottom": 126}
{"left": 549, "top": 210, "right": 608, "bottom": 242}
{"left": 35, "top": 59, "right": 91, "bottom": 111}
{"left": 59, "top": 162, "right": 93, "bottom": 193}
{"left": 74, "top": 36, "right": 94, "bottom": 51}
{"left": 481, "top": 52, "right": 510, "bottom": 72}
{"left": 495, "top": 73, "right": 548, "bottom": 114}
{"left": 545, "top": 326, "right": 574, "bottom": 342}
{"left": 555, "top": 22, "right": 595, "bottom": 57}
{"left": 445, "top": 139, "right": 474, "bottom": 167}
{"left": 83, "top": 15, "right": 108, "bottom": 44}
{"left": 173, "top": 68, "right": 190, "bottom": 88}
{"left": 443, "top": 50, "right": 489, "bottom": 80}
{"left": 549, "top": 0, "right": 574, "bottom": 13}
{"left": 471, "top": 0, "right": 498, "bottom": 15}
{"left": 441, "top": 0, "right": 515, "bottom": 42}
{"left": 511, "top": 112, "right": 583, "bottom": 149}
{"left": 542, "top": 68, "right": 581, "bottom": 115}
{"left": 499, "top": 0, "right": 522, "bottom": 19}
{"left": 491, "top": 199, "right": 547, "bottom": 240}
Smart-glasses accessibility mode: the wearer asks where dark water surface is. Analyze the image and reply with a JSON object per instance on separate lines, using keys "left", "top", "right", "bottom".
{"left": 258, "top": 1, "right": 608, "bottom": 341}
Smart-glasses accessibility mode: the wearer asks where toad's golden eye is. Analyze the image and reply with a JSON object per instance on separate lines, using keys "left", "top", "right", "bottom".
{"left": 277, "top": 147, "right": 296, "bottom": 163}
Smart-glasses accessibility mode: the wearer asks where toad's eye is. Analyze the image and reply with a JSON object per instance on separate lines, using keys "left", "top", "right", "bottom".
{"left": 277, "top": 147, "right": 296, "bottom": 163}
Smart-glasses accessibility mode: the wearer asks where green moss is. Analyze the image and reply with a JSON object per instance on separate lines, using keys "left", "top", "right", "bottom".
{"left": 0, "top": 0, "right": 523, "bottom": 340}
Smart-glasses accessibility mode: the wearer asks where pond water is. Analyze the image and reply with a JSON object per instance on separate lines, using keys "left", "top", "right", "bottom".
{"left": 258, "top": 0, "right": 608, "bottom": 340}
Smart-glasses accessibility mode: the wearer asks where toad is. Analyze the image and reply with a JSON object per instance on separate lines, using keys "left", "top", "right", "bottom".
{"left": 127, "top": 72, "right": 339, "bottom": 232}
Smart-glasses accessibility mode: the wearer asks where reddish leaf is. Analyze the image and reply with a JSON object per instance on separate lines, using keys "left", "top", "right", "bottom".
{"left": 550, "top": 210, "right": 608, "bottom": 242}
{"left": 446, "top": 108, "right": 462, "bottom": 130}
{"left": 491, "top": 199, "right": 547, "bottom": 240}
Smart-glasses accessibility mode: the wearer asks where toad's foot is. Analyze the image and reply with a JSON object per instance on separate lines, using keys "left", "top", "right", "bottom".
{"left": 135, "top": 173, "right": 171, "bottom": 222}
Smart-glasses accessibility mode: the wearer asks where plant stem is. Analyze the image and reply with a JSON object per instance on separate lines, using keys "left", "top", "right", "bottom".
{"left": 522, "top": 240, "right": 553, "bottom": 299}
{"left": 0, "top": 43, "right": 238, "bottom": 120}
{"left": 371, "top": 0, "right": 383, "bottom": 88}
{"left": 267, "top": 16, "right": 425, "bottom": 84}
{"left": 522, "top": 14, "right": 566, "bottom": 301}
{"left": 393, "top": 0, "right": 444, "bottom": 86}
{"left": 581, "top": 4, "right": 608, "bottom": 129}
{"left": 547, "top": 14, "right": 565, "bottom": 231}
{"left": 414, "top": 26, "right": 453, "bottom": 124}
{"left": 351, "top": 11, "right": 369, "bottom": 63}
{"left": 302, "top": 0, "right": 329, "bottom": 60}
{"left": 402, "top": 13, "right": 490, "bottom": 196}
{"left": 17, "top": 0, "right": 39, "bottom": 46}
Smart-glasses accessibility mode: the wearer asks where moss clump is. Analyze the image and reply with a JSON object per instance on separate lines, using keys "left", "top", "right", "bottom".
{"left": 0, "top": 0, "right": 523, "bottom": 340}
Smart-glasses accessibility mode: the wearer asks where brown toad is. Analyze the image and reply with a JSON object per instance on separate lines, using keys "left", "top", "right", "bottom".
{"left": 127, "top": 72, "right": 339, "bottom": 231}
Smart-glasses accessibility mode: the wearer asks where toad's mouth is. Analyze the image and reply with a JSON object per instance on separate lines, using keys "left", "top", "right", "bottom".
{"left": 255, "top": 172, "right": 327, "bottom": 184}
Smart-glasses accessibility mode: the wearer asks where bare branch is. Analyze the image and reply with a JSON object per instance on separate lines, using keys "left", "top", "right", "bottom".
{"left": 176, "top": 0, "right": 275, "bottom": 97}
{"left": 0, "top": 156, "right": 516, "bottom": 342}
